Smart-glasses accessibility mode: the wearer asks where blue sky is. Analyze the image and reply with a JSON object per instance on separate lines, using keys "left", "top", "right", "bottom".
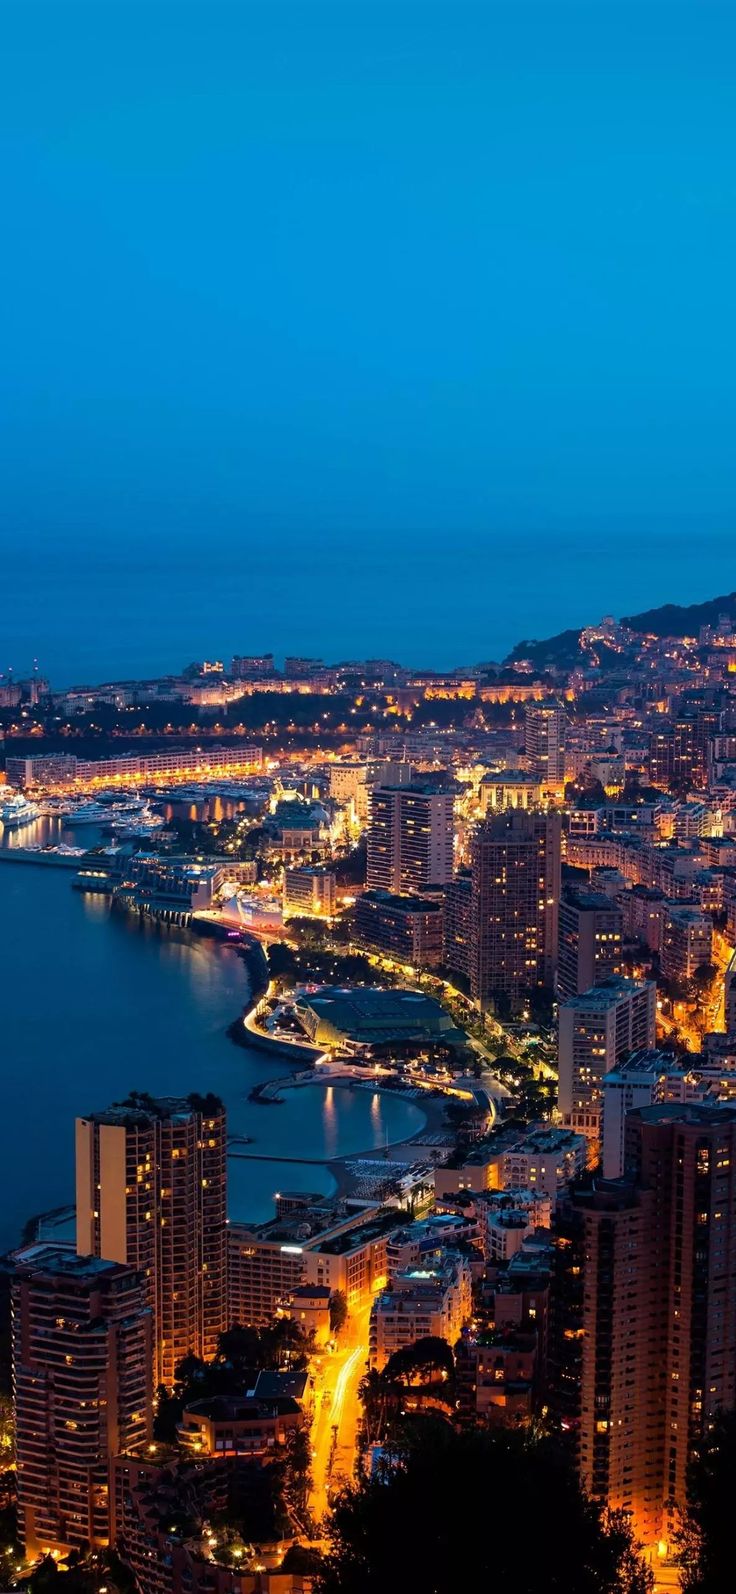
{"left": 1, "top": 1, "right": 735, "bottom": 683}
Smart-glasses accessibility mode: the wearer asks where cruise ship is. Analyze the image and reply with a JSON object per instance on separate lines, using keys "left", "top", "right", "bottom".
{"left": 0, "top": 792, "right": 40, "bottom": 827}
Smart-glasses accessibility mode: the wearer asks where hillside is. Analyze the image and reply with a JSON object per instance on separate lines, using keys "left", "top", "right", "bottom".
{"left": 506, "top": 627, "right": 583, "bottom": 668}
{"left": 505, "top": 589, "right": 736, "bottom": 668}
{"left": 621, "top": 591, "right": 736, "bottom": 637}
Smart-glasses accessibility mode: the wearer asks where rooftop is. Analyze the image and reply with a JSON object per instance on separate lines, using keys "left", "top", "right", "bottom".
{"left": 562, "top": 889, "right": 620, "bottom": 912}
{"left": 251, "top": 1369, "right": 310, "bottom": 1402}
{"left": 603, "top": 1047, "right": 688, "bottom": 1081}
{"left": 559, "top": 975, "right": 653, "bottom": 1012}
{"left": 80, "top": 1091, "right": 224, "bottom": 1126}
{"left": 11, "top": 1243, "right": 127, "bottom": 1279}
{"left": 358, "top": 890, "right": 442, "bottom": 915}
{"left": 183, "top": 1394, "right": 301, "bottom": 1422}
{"left": 633, "top": 1102, "right": 736, "bottom": 1128}
{"left": 295, "top": 985, "right": 466, "bottom": 1046}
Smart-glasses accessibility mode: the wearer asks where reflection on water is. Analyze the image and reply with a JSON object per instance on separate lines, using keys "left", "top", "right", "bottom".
{"left": 0, "top": 848, "right": 426, "bottom": 1243}
{"left": 0, "top": 814, "right": 108, "bottom": 851}
{"left": 323, "top": 1084, "right": 337, "bottom": 1159}
{"left": 163, "top": 796, "right": 248, "bottom": 825}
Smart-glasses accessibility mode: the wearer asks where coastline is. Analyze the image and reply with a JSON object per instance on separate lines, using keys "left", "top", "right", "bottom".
{"left": 228, "top": 1071, "right": 449, "bottom": 1213}
{"left": 4, "top": 871, "right": 443, "bottom": 1241}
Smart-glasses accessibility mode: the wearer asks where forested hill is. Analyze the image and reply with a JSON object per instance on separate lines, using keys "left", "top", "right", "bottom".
{"left": 505, "top": 590, "right": 736, "bottom": 668}
{"left": 621, "top": 591, "right": 736, "bottom": 636}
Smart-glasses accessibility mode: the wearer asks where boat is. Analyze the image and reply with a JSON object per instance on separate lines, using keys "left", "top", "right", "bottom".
{"left": 36, "top": 797, "right": 74, "bottom": 817}
{"left": 65, "top": 801, "right": 110, "bottom": 825}
{"left": 0, "top": 792, "right": 40, "bottom": 828}
{"left": 109, "top": 803, "right": 165, "bottom": 835}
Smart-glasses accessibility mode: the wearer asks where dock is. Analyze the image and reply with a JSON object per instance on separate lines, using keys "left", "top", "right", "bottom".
{"left": 0, "top": 847, "right": 87, "bottom": 869}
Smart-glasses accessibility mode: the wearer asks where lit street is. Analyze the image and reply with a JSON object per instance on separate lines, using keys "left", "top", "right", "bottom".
{"left": 310, "top": 1303, "right": 371, "bottom": 1525}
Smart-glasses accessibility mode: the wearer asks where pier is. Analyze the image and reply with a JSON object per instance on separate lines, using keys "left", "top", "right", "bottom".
{"left": 0, "top": 847, "right": 90, "bottom": 870}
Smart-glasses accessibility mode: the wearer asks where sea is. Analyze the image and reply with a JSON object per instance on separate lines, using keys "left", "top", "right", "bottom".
{"left": 0, "top": 813, "right": 424, "bottom": 1252}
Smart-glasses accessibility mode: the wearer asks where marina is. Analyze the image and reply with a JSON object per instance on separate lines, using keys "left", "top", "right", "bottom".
{"left": 0, "top": 820, "right": 427, "bottom": 1251}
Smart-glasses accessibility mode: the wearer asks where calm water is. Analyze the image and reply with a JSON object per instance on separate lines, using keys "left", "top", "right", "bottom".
{"left": 0, "top": 814, "right": 424, "bottom": 1249}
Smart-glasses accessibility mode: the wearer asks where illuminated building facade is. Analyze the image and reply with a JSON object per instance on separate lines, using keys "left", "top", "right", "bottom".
{"left": 470, "top": 811, "right": 561, "bottom": 1011}
{"left": 524, "top": 703, "right": 567, "bottom": 783}
{"left": 443, "top": 872, "right": 473, "bottom": 981}
{"left": 366, "top": 783, "right": 454, "bottom": 892}
{"left": 648, "top": 711, "right": 720, "bottom": 792}
{"left": 6, "top": 745, "right": 262, "bottom": 790}
{"left": 283, "top": 865, "right": 337, "bottom": 917}
{"left": 11, "top": 1245, "right": 152, "bottom": 1557}
{"left": 559, "top": 1105, "right": 736, "bottom": 1546}
{"left": 660, "top": 904, "right": 713, "bottom": 983}
{"left": 75, "top": 1096, "right": 227, "bottom": 1387}
{"left": 352, "top": 887, "right": 444, "bottom": 968}
{"left": 557, "top": 888, "right": 623, "bottom": 1000}
{"left": 368, "top": 1251, "right": 472, "bottom": 1370}
{"left": 227, "top": 1224, "right": 306, "bottom": 1326}
{"left": 557, "top": 976, "right": 656, "bottom": 1140}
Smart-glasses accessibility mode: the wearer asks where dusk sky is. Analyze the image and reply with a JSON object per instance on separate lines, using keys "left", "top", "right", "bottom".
{"left": 2, "top": 0, "right": 736, "bottom": 684}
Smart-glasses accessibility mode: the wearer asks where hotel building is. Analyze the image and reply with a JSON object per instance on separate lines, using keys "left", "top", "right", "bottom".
{"left": 76, "top": 1095, "right": 227, "bottom": 1387}
{"left": 12, "top": 1245, "right": 152, "bottom": 1557}
{"left": 470, "top": 811, "right": 561, "bottom": 1011}
{"left": 557, "top": 976, "right": 656, "bottom": 1141}
{"left": 366, "top": 783, "right": 455, "bottom": 893}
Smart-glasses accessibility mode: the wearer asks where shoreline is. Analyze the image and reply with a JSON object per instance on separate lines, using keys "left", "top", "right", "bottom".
{"left": 228, "top": 1071, "right": 450, "bottom": 1216}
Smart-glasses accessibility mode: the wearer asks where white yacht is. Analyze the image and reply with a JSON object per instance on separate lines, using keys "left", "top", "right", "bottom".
{"left": 110, "top": 802, "right": 165, "bottom": 834}
{"left": 0, "top": 791, "right": 39, "bottom": 827}
{"left": 66, "top": 800, "right": 109, "bottom": 825}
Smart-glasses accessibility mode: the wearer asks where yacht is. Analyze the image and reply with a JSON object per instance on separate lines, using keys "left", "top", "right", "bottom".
{"left": 110, "top": 803, "right": 165, "bottom": 834}
{"left": 66, "top": 800, "right": 110, "bottom": 825}
{"left": 0, "top": 792, "right": 39, "bottom": 827}
{"left": 36, "top": 796, "right": 74, "bottom": 817}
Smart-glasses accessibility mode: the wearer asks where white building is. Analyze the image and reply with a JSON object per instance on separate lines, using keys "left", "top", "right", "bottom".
{"left": 368, "top": 1252, "right": 472, "bottom": 1370}
{"left": 557, "top": 976, "right": 657, "bottom": 1141}
{"left": 496, "top": 1126, "right": 588, "bottom": 1206}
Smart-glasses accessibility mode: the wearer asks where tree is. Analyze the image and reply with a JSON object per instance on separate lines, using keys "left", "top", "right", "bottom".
{"left": 381, "top": 1336, "right": 455, "bottom": 1389}
{"left": 329, "top": 1290, "right": 348, "bottom": 1337}
{"left": 676, "top": 1409, "right": 736, "bottom": 1592}
{"left": 358, "top": 1368, "right": 397, "bottom": 1447}
{"left": 317, "top": 1427, "right": 652, "bottom": 1594}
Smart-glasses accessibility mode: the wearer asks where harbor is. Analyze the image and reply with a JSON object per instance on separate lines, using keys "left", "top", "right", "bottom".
{"left": 0, "top": 828, "right": 429, "bottom": 1250}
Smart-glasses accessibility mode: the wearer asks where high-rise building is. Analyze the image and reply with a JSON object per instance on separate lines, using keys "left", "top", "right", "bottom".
{"left": 443, "top": 873, "right": 473, "bottom": 982}
{"left": 227, "top": 1224, "right": 306, "bottom": 1328}
{"left": 556, "top": 888, "right": 623, "bottom": 1000}
{"left": 470, "top": 811, "right": 561, "bottom": 1011}
{"left": 566, "top": 1179, "right": 657, "bottom": 1540}
{"left": 556, "top": 1104, "right": 736, "bottom": 1547}
{"left": 601, "top": 1048, "right": 688, "bottom": 1179}
{"left": 11, "top": 1244, "right": 152, "bottom": 1557}
{"left": 76, "top": 1094, "right": 227, "bottom": 1387}
{"left": 625, "top": 1103, "right": 736, "bottom": 1537}
{"left": 557, "top": 976, "right": 656, "bottom": 1140}
{"left": 524, "top": 703, "right": 567, "bottom": 783}
{"left": 366, "top": 783, "right": 454, "bottom": 893}
{"left": 648, "top": 711, "right": 719, "bottom": 792}
{"left": 660, "top": 904, "right": 713, "bottom": 984}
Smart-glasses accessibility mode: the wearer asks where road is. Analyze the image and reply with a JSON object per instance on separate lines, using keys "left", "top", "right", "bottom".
{"left": 309, "top": 1303, "right": 371, "bottom": 1525}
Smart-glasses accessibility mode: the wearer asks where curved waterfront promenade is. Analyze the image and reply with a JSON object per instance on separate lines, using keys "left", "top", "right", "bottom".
{"left": 0, "top": 845, "right": 431, "bottom": 1243}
